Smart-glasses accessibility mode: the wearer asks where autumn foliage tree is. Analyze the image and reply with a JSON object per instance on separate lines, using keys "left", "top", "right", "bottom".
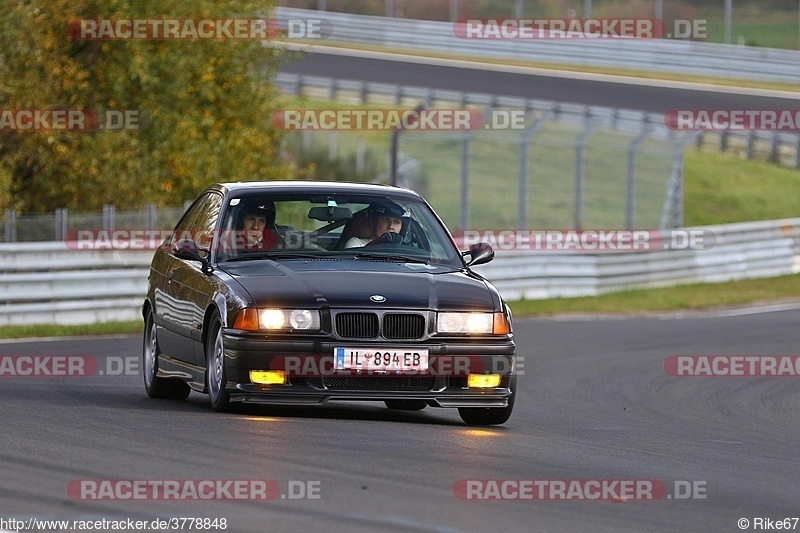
{"left": 0, "top": 0, "right": 287, "bottom": 213}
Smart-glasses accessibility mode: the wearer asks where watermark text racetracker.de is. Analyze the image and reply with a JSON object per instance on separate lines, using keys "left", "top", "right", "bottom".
{"left": 68, "top": 17, "right": 332, "bottom": 41}
{"left": 453, "top": 479, "right": 707, "bottom": 500}
{"left": 453, "top": 18, "right": 707, "bottom": 40}
{"left": 68, "top": 479, "right": 322, "bottom": 501}
{"left": 0, "top": 109, "right": 139, "bottom": 131}
{"left": 665, "top": 109, "right": 800, "bottom": 131}
{"left": 0, "top": 356, "right": 140, "bottom": 377}
{"left": 270, "top": 108, "right": 531, "bottom": 131}
{"left": 665, "top": 356, "right": 800, "bottom": 377}
{"left": 69, "top": 18, "right": 278, "bottom": 40}
{"left": 63, "top": 229, "right": 340, "bottom": 250}
{"left": 453, "top": 229, "right": 716, "bottom": 252}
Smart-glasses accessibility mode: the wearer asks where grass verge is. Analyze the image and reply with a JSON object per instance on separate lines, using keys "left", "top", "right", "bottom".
{"left": 0, "top": 320, "right": 143, "bottom": 340}
{"left": 683, "top": 150, "right": 800, "bottom": 226}
{"left": 508, "top": 273, "right": 800, "bottom": 316}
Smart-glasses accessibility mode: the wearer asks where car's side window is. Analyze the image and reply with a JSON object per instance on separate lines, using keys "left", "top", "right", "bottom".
{"left": 170, "top": 196, "right": 208, "bottom": 246}
{"left": 168, "top": 193, "right": 222, "bottom": 253}
{"left": 192, "top": 193, "right": 223, "bottom": 252}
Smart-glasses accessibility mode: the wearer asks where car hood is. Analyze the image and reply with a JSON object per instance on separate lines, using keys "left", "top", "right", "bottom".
{"left": 219, "top": 259, "right": 495, "bottom": 310}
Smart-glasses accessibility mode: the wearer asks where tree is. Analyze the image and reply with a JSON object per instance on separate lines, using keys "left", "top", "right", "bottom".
{"left": 0, "top": 0, "right": 287, "bottom": 213}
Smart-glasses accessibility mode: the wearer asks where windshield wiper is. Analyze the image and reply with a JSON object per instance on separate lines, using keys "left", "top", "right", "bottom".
{"left": 350, "top": 252, "right": 429, "bottom": 264}
{"left": 226, "top": 252, "right": 326, "bottom": 262}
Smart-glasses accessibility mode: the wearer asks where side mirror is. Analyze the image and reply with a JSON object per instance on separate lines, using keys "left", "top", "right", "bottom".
{"left": 463, "top": 242, "right": 494, "bottom": 266}
{"left": 173, "top": 239, "right": 210, "bottom": 270}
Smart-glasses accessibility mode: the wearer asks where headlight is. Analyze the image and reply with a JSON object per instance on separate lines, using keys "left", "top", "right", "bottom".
{"left": 289, "top": 309, "right": 317, "bottom": 329}
{"left": 234, "top": 308, "right": 320, "bottom": 331}
{"left": 436, "top": 312, "right": 510, "bottom": 335}
{"left": 260, "top": 309, "right": 320, "bottom": 330}
{"left": 437, "top": 312, "right": 493, "bottom": 334}
{"left": 260, "top": 309, "right": 286, "bottom": 329}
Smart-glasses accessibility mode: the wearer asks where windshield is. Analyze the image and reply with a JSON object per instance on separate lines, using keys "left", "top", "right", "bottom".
{"left": 214, "top": 192, "right": 463, "bottom": 268}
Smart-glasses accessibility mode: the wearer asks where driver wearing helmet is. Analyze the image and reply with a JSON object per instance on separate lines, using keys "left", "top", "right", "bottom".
{"left": 237, "top": 198, "right": 278, "bottom": 251}
{"left": 345, "top": 200, "right": 407, "bottom": 248}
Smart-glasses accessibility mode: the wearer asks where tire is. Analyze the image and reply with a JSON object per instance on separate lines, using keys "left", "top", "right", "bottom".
{"left": 143, "top": 309, "right": 191, "bottom": 400}
{"left": 206, "top": 313, "right": 231, "bottom": 412}
{"left": 458, "top": 376, "right": 516, "bottom": 426}
{"left": 384, "top": 400, "right": 427, "bottom": 411}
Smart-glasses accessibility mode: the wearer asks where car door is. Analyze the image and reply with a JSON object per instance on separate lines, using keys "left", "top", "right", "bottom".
{"left": 178, "top": 192, "right": 224, "bottom": 366}
{"left": 154, "top": 194, "right": 217, "bottom": 363}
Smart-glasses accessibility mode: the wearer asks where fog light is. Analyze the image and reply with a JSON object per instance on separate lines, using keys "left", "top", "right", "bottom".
{"left": 250, "top": 370, "right": 286, "bottom": 385}
{"left": 468, "top": 374, "right": 501, "bottom": 388}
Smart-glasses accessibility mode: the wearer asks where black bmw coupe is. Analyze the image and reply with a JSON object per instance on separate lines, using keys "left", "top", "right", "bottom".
{"left": 143, "top": 181, "right": 516, "bottom": 425}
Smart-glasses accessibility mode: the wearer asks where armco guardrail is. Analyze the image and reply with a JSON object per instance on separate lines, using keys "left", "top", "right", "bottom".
{"left": 0, "top": 243, "right": 152, "bottom": 326}
{"left": 472, "top": 219, "right": 800, "bottom": 300}
{"left": 1, "top": 218, "right": 799, "bottom": 325}
{"left": 274, "top": 7, "right": 800, "bottom": 83}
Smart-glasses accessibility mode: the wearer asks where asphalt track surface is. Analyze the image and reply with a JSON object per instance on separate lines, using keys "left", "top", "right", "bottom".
{"left": 2, "top": 309, "right": 800, "bottom": 532}
{"left": 279, "top": 49, "right": 800, "bottom": 113}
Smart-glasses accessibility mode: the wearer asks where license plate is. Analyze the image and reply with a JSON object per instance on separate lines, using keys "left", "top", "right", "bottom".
{"left": 334, "top": 347, "right": 429, "bottom": 373}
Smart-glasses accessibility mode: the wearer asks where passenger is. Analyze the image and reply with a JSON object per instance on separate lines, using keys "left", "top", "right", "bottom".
{"left": 237, "top": 199, "right": 278, "bottom": 251}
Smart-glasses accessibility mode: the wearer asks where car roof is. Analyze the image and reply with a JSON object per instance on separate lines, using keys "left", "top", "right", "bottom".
{"left": 210, "top": 181, "right": 423, "bottom": 200}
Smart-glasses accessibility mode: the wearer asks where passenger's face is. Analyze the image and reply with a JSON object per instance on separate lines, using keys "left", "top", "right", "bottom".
{"left": 376, "top": 216, "right": 402, "bottom": 236}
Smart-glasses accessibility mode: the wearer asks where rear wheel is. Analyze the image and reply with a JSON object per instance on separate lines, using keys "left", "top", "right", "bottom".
{"left": 458, "top": 376, "right": 516, "bottom": 426}
{"left": 206, "top": 314, "right": 231, "bottom": 412}
{"left": 143, "top": 309, "right": 191, "bottom": 399}
{"left": 384, "top": 400, "right": 427, "bottom": 411}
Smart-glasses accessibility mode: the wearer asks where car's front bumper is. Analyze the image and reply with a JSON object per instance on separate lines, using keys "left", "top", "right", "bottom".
{"left": 222, "top": 332, "right": 515, "bottom": 407}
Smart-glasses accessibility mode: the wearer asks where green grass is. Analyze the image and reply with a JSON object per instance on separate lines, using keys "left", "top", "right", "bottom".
{"left": 684, "top": 150, "right": 800, "bottom": 226}
{"left": 705, "top": 20, "right": 798, "bottom": 49}
{"left": 700, "top": 8, "right": 800, "bottom": 49}
{"left": 509, "top": 273, "right": 800, "bottom": 316}
{"left": 0, "top": 321, "right": 142, "bottom": 340}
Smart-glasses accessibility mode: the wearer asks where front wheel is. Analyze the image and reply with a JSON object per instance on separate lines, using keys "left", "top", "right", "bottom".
{"left": 143, "top": 309, "right": 191, "bottom": 400}
{"left": 206, "top": 314, "right": 231, "bottom": 412}
{"left": 458, "top": 376, "right": 516, "bottom": 426}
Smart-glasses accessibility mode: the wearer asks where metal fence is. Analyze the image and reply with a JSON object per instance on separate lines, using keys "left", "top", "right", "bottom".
{"left": 2, "top": 204, "right": 189, "bottom": 243}
{"left": 396, "top": 115, "right": 693, "bottom": 231}
{"left": 274, "top": 7, "right": 800, "bottom": 82}
{"left": 284, "top": 123, "right": 687, "bottom": 231}
{"left": 278, "top": 72, "right": 698, "bottom": 230}
{"left": 277, "top": 72, "right": 800, "bottom": 168}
